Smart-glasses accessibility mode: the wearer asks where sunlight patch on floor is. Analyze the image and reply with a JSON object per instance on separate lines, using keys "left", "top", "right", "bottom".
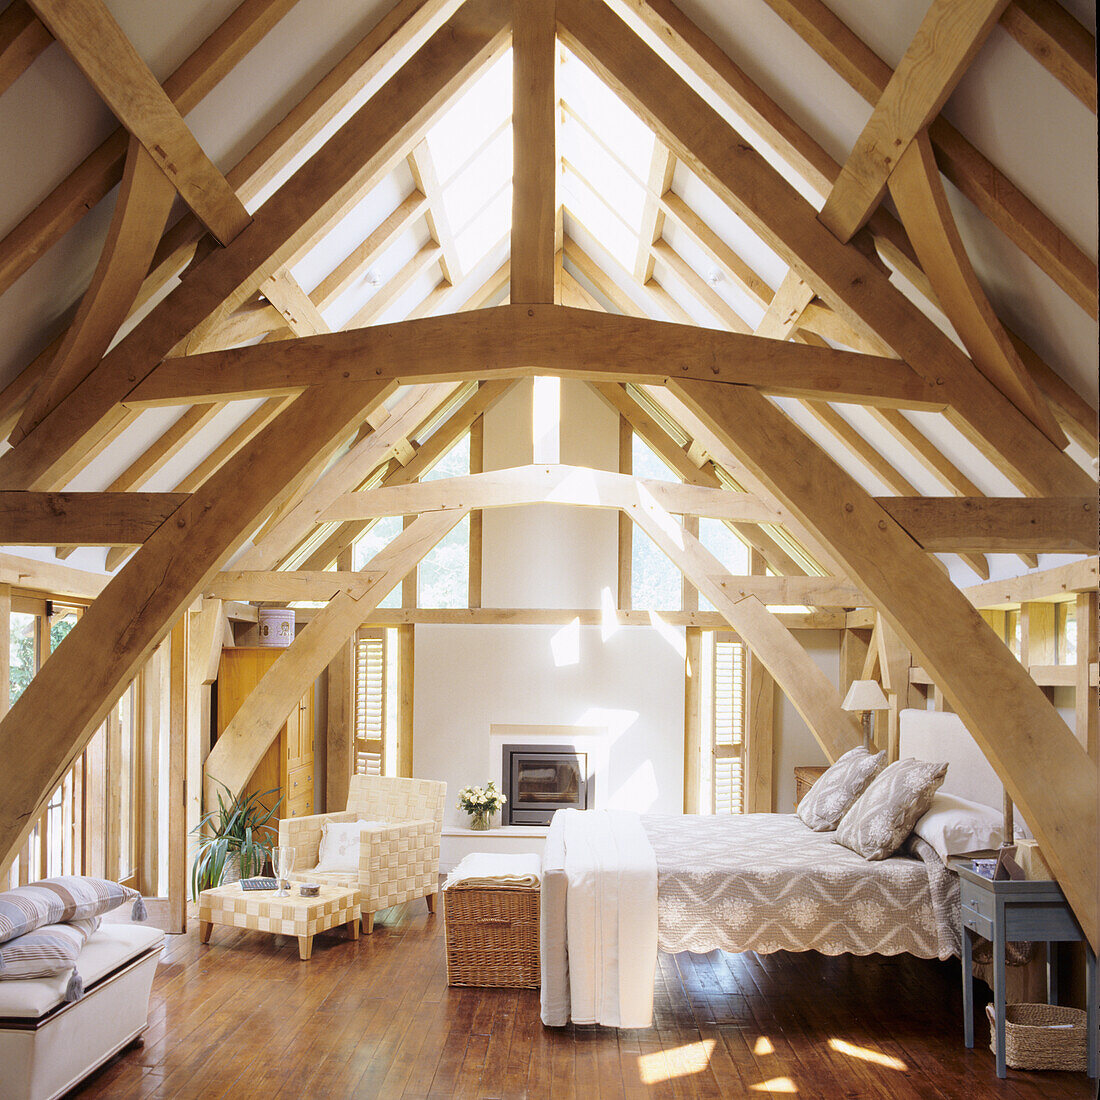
{"left": 753, "top": 1035, "right": 775, "bottom": 1055}
{"left": 750, "top": 1076, "right": 799, "bottom": 1092}
{"left": 637, "top": 1038, "right": 716, "bottom": 1085}
{"left": 828, "top": 1037, "right": 908, "bottom": 1071}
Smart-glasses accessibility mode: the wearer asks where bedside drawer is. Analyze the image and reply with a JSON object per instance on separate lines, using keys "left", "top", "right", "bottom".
{"left": 962, "top": 905, "right": 994, "bottom": 940}
{"left": 960, "top": 883, "right": 995, "bottom": 921}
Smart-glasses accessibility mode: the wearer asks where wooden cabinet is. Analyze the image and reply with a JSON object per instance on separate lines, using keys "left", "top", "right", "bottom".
{"left": 216, "top": 648, "right": 315, "bottom": 823}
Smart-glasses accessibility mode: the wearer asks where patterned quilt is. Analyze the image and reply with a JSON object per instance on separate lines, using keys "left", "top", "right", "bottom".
{"left": 642, "top": 813, "right": 959, "bottom": 960}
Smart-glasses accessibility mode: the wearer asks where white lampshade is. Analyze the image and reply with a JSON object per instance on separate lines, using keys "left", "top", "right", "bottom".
{"left": 841, "top": 679, "right": 889, "bottom": 712}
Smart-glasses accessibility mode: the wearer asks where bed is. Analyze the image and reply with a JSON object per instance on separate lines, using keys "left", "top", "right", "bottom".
{"left": 540, "top": 708, "right": 1005, "bottom": 1028}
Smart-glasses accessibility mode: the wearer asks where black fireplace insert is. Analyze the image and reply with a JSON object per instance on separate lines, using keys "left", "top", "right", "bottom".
{"left": 501, "top": 744, "right": 593, "bottom": 826}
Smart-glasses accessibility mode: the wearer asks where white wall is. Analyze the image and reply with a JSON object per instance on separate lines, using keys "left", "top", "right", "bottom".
{"left": 413, "top": 624, "right": 686, "bottom": 829}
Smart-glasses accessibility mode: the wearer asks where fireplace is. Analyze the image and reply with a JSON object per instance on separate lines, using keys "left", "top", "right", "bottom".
{"left": 502, "top": 744, "right": 593, "bottom": 826}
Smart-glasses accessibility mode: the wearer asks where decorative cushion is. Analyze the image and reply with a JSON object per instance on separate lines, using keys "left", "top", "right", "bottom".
{"left": 0, "top": 918, "right": 101, "bottom": 1000}
{"left": 795, "top": 747, "right": 885, "bottom": 832}
{"left": 912, "top": 792, "right": 1003, "bottom": 861}
{"left": 835, "top": 757, "right": 949, "bottom": 860}
{"left": 0, "top": 877, "right": 143, "bottom": 945}
{"left": 315, "top": 820, "right": 389, "bottom": 874}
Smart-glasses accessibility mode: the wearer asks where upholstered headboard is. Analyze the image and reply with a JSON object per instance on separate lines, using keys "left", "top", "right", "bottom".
{"left": 898, "top": 708, "right": 1003, "bottom": 811}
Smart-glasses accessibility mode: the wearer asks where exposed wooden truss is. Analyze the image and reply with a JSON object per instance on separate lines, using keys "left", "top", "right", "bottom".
{"left": 0, "top": 0, "right": 1094, "bottom": 950}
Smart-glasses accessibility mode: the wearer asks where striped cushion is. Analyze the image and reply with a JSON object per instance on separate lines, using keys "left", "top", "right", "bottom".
{"left": 0, "top": 877, "right": 140, "bottom": 945}
{"left": 0, "top": 917, "right": 100, "bottom": 982}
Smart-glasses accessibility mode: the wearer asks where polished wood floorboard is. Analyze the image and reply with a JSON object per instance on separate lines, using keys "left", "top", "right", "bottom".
{"left": 70, "top": 902, "right": 1092, "bottom": 1099}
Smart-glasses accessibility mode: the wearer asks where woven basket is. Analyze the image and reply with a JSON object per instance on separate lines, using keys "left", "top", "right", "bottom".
{"left": 444, "top": 884, "right": 540, "bottom": 988}
{"left": 985, "top": 1002, "right": 1088, "bottom": 1071}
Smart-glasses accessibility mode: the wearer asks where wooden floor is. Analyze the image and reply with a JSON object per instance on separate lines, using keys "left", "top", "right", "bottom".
{"left": 72, "top": 901, "right": 1093, "bottom": 1099}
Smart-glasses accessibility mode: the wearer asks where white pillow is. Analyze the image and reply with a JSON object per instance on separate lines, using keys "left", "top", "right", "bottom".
{"left": 314, "top": 820, "right": 391, "bottom": 873}
{"left": 912, "top": 792, "right": 1003, "bottom": 861}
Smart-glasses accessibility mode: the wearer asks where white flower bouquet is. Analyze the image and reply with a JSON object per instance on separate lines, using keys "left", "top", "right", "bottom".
{"left": 457, "top": 780, "right": 506, "bottom": 830}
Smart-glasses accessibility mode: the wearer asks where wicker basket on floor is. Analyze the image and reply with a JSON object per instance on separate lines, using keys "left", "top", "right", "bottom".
{"left": 985, "top": 1002, "right": 1088, "bottom": 1071}
{"left": 444, "top": 884, "right": 540, "bottom": 988}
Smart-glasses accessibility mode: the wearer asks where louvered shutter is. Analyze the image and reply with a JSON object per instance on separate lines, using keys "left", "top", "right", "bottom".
{"left": 354, "top": 634, "right": 385, "bottom": 775}
{"left": 713, "top": 637, "right": 745, "bottom": 814}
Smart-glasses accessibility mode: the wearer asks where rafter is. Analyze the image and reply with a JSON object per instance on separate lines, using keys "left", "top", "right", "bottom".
{"left": 556, "top": 0, "right": 1092, "bottom": 498}
{"left": 817, "top": 0, "right": 1011, "bottom": 243}
{"left": 999, "top": 0, "right": 1096, "bottom": 112}
{"left": 11, "top": 136, "right": 177, "bottom": 443}
{"left": 511, "top": 0, "right": 557, "bottom": 303}
{"left": 0, "top": 0, "right": 510, "bottom": 492}
{"left": 0, "top": 492, "right": 188, "bottom": 546}
{"left": 0, "top": 1, "right": 51, "bottom": 97}
{"left": 888, "top": 131, "right": 1063, "bottom": 446}
{"left": 27, "top": 0, "right": 251, "bottom": 244}
{"left": 408, "top": 142, "right": 462, "bottom": 285}
{"left": 757, "top": 0, "right": 1097, "bottom": 317}
{"left": 0, "top": 0, "right": 296, "bottom": 299}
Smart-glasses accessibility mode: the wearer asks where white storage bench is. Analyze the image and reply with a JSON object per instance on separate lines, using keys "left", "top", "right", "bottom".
{"left": 0, "top": 923, "right": 164, "bottom": 1100}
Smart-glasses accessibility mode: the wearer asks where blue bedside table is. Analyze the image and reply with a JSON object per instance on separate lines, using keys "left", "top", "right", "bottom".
{"left": 953, "top": 861, "right": 1097, "bottom": 1079}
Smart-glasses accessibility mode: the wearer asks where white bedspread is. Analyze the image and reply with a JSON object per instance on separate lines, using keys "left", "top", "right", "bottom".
{"left": 539, "top": 809, "right": 657, "bottom": 1028}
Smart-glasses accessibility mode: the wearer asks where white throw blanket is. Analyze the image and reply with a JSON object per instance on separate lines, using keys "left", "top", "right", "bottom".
{"left": 540, "top": 809, "right": 658, "bottom": 1029}
{"left": 442, "top": 852, "right": 541, "bottom": 889}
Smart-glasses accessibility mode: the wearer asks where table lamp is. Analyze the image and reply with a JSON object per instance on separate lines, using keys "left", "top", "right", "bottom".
{"left": 841, "top": 679, "right": 889, "bottom": 751}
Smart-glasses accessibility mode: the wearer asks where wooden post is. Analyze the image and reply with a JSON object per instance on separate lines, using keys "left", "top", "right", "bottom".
{"left": 139, "top": 646, "right": 161, "bottom": 895}
{"left": 168, "top": 617, "right": 187, "bottom": 933}
{"left": 618, "top": 416, "right": 632, "bottom": 610}
{"left": 746, "top": 649, "right": 775, "bottom": 813}
{"left": 396, "top": 624, "right": 415, "bottom": 778}
{"left": 682, "top": 514, "right": 700, "bottom": 611}
{"left": 469, "top": 414, "right": 484, "bottom": 608}
{"left": 1077, "top": 592, "right": 1098, "bottom": 761}
{"left": 0, "top": 584, "right": 10, "bottom": 884}
{"left": 1022, "top": 601, "right": 1058, "bottom": 703}
{"left": 683, "top": 627, "right": 703, "bottom": 813}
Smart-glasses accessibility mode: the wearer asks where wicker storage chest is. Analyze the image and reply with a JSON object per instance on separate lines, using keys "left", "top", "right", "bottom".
{"left": 443, "top": 884, "right": 540, "bottom": 988}
{"left": 985, "top": 1003, "right": 1088, "bottom": 1072}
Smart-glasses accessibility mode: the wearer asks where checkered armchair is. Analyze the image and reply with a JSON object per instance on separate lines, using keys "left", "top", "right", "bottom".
{"left": 278, "top": 775, "right": 446, "bottom": 933}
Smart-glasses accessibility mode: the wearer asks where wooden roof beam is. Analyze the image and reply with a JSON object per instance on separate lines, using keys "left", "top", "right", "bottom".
{"left": 889, "top": 131, "right": 1064, "bottom": 446}
{"left": 11, "top": 137, "right": 177, "bottom": 444}
{"left": 556, "top": 0, "right": 1092, "bottom": 498}
{"left": 0, "top": 0, "right": 510, "bottom": 492}
{"left": 511, "top": 0, "right": 557, "bottom": 304}
{"left": 880, "top": 496, "right": 1096, "bottom": 555}
{"left": 999, "top": 0, "right": 1096, "bottom": 112}
{"left": 817, "top": 0, "right": 1011, "bottom": 243}
{"left": 0, "top": 0, "right": 296, "bottom": 299}
{"left": 28, "top": 0, "right": 251, "bottom": 244}
{"left": 0, "top": 492, "right": 189, "bottom": 547}
{"left": 129, "top": 305, "right": 934, "bottom": 409}
{"left": 0, "top": 0, "right": 51, "bottom": 97}
{"left": 758, "top": 0, "right": 1097, "bottom": 317}
{"left": 671, "top": 377, "right": 1097, "bottom": 947}
{"left": 408, "top": 142, "right": 463, "bottom": 285}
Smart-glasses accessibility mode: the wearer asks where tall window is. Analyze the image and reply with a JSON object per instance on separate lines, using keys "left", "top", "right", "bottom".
{"left": 419, "top": 434, "right": 470, "bottom": 608}
{"left": 354, "top": 632, "right": 386, "bottom": 775}
{"left": 712, "top": 637, "right": 746, "bottom": 814}
{"left": 630, "top": 434, "right": 681, "bottom": 610}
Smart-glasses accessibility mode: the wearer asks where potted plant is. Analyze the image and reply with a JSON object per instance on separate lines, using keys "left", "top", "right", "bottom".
{"left": 191, "top": 781, "right": 282, "bottom": 898}
{"left": 457, "top": 780, "right": 507, "bottom": 831}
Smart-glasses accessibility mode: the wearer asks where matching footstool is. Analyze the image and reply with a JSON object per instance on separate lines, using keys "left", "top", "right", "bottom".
{"left": 197, "top": 883, "right": 360, "bottom": 960}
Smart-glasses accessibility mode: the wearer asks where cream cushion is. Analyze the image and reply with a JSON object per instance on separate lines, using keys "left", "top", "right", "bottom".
{"left": 315, "top": 820, "right": 389, "bottom": 873}
{"left": 796, "top": 747, "right": 885, "bottom": 831}
{"left": 836, "top": 757, "right": 948, "bottom": 860}
{"left": 0, "top": 923, "right": 163, "bottom": 1019}
{"left": 912, "top": 792, "right": 1003, "bottom": 861}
